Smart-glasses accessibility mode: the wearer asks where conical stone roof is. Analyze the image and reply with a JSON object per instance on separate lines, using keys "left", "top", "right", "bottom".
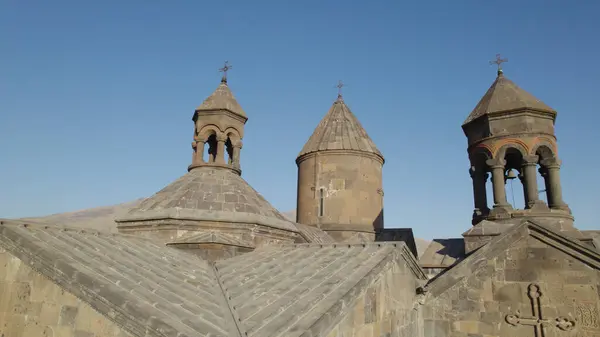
{"left": 196, "top": 80, "right": 247, "bottom": 118}
{"left": 463, "top": 71, "right": 555, "bottom": 125}
{"left": 298, "top": 96, "right": 383, "bottom": 161}
{"left": 117, "top": 167, "right": 296, "bottom": 231}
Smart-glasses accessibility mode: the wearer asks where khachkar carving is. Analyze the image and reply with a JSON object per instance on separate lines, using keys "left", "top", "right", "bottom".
{"left": 575, "top": 303, "right": 599, "bottom": 330}
{"left": 505, "top": 283, "right": 575, "bottom": 336}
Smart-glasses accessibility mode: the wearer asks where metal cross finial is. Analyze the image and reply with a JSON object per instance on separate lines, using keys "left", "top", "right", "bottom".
{"left": 505, "top": 283, "right": 575, "bottom": 337}
{"left": 219, "top": 61, "right": 232, "bottom": 83}
{"left": 335, "top": 80, "right": 345, "bottom": 99}
{"left": 490, "top": 54, "right": 508, "bottom": 75}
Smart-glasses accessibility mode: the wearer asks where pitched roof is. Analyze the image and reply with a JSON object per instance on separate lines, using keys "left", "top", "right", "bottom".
{"left": 196, "top": 80, "right": 247, "bottom": 118}
{"left": 0, "top": 220, "right": 425, "bottom": 337}
{"left": 463, "top": 72, "right": 555, "bottom": 125}
{"left": 424, "top": 220, "right": 600, "bottom": 298}
{"left": 293, "top": 223, "right": 335, "bottom": 244}
{"left": 0, "top": 220, "right": 238, "bottom": 337}
{"left": 298, "top": 97, "right": 383, "bottom": 161}
{"left": 116, "top": 167, "right": 297, "bottom": 232}
{"left": 215, "top": 242, "right": 426, "bottom": 337}
{"left": 419, "top": 238, "right": 465, "bottom": 268}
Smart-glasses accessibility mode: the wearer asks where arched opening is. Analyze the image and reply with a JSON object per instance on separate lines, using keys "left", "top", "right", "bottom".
{"left": 503, "top": 148, "right": 525, "bottom": 209}
{"left": 205, "top": 133, "right": 218, "bottom": 163}
{"left": 469, "top": 151, "right": 491, "bottom": 216}
{"left": 225, "top": 137, "right": 234, "bottom": 165}
{"left": 535, "top": 145, "right": 555, "bottom": 205}
{"left": 318, "top": 188, "right": 324, "bottom": 217}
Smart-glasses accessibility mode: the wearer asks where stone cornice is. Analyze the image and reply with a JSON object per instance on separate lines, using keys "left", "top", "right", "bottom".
{"left": 188, "top": 162, "right": 242, "bottom": 175}
{"left": 115, "top": 208, "right": 299, "bottom": 233}
{"left": 296, "top": 149, "right": 384, "bottom": 166}
{"left": 193, "top": 108, "right": 248, "bottom": 123}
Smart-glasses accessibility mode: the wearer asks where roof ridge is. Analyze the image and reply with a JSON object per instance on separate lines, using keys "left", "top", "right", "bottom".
{"left": 0, "top": 219, "right": 152, "bottom": 241}
{"left": 211, "top": 263, "right": 246, "bottom": 337}
{"left": 279, "top": 246, "right": 398, "bottom": 337}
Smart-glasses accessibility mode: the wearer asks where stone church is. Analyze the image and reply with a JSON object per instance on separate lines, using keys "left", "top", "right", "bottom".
{"left": 1, "top": 60, "right": 599, "bottom": 337}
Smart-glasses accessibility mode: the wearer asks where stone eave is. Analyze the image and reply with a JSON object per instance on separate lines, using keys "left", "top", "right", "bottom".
{"left": 115, "top": 208, "right": 299, "bottom": 233}
{"left": 193, "top": 108, "right": 248, "bottom": 123}
{"left": 295, "top": 149, "right": 385, "bottom": 166}
{"left": 462, "top": 106, "right": 557, "bottom": 130}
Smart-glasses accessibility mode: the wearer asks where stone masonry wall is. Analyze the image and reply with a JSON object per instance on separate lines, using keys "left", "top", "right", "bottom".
{"left": 297, "top": 152, "right": 383, "bottom": 240}
{"left": 422, "top": 235, "right": 600, "bottom": 337}
{"left": 0, "top": 248, "right": 132, "bottom": 337}
{"left": 326, "top": 259, "right": 421, "bottom": 337}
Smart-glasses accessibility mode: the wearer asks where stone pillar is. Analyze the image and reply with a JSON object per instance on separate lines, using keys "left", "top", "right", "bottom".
{"left": 469, "top": 166, "right": 489, "bottom": 216}
{"left": 232, "top": 141, "right": 242, "bottom": 168}
{"left": 216, "top": 134, "right": 227, "bottom": 164}
{"left": 521, "top": 155, "right": 545, "bottom": 209}
{"left": 539, "top": 167, "right": 553, "bottom": 205}
{"left": 193, "top": 140, "right": 205, "bottom": 164}
{"left": 486, "top": 159, "right": 511, "bottom": 209}
{"left": 542, "top": 157, "right": 570, "bottom": 211}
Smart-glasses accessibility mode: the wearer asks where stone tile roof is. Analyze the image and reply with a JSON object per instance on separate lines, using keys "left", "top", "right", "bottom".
{"left": 0, "top": 220, "right": 237, "bottom": 337}
{"left": 196, "top": 81, "right": 247, "bottom": 118}
{"left": 297, "top": 97, "right": 383, "bottom": 161}
{"left": 116, "top": 167, "right": 297, "bottom": 232}
{"left": 215, "top": 242, "right": 426, "bottom": 337}
{"left": 463, "top": 73, "right": 555, "bottom": 125}
{"left": 0, "top": 219, "right": 425, "bottom": 337}
{"left": 419, "top": 238, "right": 465, "bottom": 268}
{"left": 293, "top": 223, "right": 335, "bottom": 244}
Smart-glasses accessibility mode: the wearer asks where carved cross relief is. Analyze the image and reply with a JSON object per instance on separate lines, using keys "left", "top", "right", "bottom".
{"left": 505, "top": 283, "right": 575, "bottom": 337}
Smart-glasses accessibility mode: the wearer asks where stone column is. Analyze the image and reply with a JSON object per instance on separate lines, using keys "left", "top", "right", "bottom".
{"left": 542, "top": 157, "right": 570, "bottom": 211}
{"left": 232, "top": 141, "right": 242, "bottom": 168}
{"left": 216, "top": 134, "right": 227, "bottom": 164}
{"left": 193, "top": 140, "right": 205, "bottom": 164}
{"left": 486, "top": 159, "right": 511, "bottom": 209}
{"left": 538, "top": 167, "right": 553, "bottom": 206}
{"left": 469, "top": 166, "right": 489, "bottom": 216}
{"left": 521, "top": 155, "right": 545, "bottom": 209}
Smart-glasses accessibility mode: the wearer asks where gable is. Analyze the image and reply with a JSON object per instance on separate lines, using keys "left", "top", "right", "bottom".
{"left": 422, "top": 221, "right": 600, "bottom": 337}
{"left": 0, "top": 248, "right": 133, "bottom": 337}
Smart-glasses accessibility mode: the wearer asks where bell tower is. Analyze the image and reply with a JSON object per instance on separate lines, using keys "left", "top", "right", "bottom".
{"left": 462, "top": 55, "right": 573, "bottom": 231}
{"left": 188, "top": 61, "right": 247, "bottom": 175}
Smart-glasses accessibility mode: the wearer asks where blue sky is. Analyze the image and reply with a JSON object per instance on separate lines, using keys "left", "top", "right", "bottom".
{"left": 1, "top": 1, "right": 599, "bottom": 240}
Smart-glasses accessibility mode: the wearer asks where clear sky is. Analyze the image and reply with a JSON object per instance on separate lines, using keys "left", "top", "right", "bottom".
{"left": 1, "top": 1, "right": 599, "bottom": 240}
